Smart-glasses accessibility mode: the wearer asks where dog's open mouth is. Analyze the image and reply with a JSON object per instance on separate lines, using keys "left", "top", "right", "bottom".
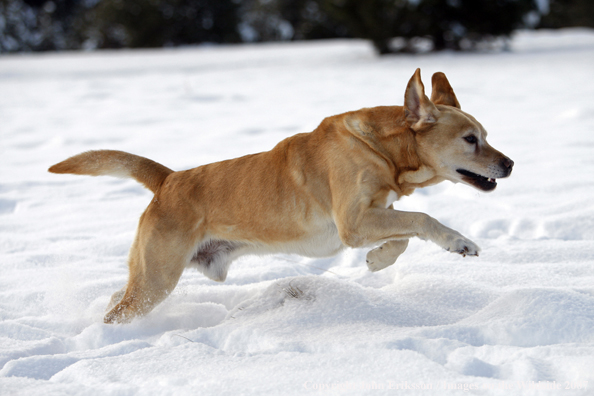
{"left": 457, "top": 169, "right": 497, "bottom": 191}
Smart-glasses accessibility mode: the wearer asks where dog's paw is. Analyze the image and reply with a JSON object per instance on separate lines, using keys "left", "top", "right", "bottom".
{"left": 444, "top": 235, "right": 480, "bottom": 257}
{"left": 366, "top": 240, "right": 409, "bottom": 272}
{"left": 366, "top": 253, "right": 391, "bottom": 272}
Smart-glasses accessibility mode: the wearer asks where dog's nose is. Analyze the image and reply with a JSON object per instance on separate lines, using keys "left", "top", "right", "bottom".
{"left": 501, "top": 157, "right": 514, "bottom": 175}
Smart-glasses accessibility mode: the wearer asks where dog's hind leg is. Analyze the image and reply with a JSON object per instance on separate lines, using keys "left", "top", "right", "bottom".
{"left": 106, "top": 286, "right": 126, "bottom": 312}
{"left": 104, "top": 208, "right": 195, "bottom": 324}
{"left": 366, "top": 239, "right": 409, "bottom": 272}
{"left": 104, "top": 244, "right": 187, "bottom": 324}
{"left": 104, "top": 241, "right": 188, "bottom": 323}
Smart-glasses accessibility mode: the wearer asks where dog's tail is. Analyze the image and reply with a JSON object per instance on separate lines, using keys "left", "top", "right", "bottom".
{"left": 48, "top": 150, "right": 173, "bottom": 194}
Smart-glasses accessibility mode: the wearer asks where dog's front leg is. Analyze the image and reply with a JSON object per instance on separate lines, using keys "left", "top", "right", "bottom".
{"left": 366, "top": 239, "right": 409, "bottom": 272}
{"left": 339, "top": 208, "right": 480, "bottom": 257}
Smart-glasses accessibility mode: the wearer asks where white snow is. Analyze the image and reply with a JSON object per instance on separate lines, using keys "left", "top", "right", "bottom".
{"left": 1, "top": 28, "right": 594, "bottom": 395}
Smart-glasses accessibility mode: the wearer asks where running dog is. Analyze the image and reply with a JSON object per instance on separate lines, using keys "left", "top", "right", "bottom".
{"left": 49, "top": 69, "right": 514, "bottom": 323}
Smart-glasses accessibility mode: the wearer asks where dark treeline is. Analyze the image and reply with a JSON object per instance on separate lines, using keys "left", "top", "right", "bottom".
{"left": 1, "top": 0, "right": 592, "bottom": 54}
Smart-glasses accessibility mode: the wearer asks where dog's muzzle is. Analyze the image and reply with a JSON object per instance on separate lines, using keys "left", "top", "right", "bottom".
{"left": 456, "top": 156, "right": 514, "bottom": 192}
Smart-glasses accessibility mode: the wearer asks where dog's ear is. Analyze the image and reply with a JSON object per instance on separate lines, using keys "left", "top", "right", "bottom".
{"left": 430, "top": 72, "right": 461, "bottom": 109}
{"left": 404, "top": 68, "right": 439, "bottom": 130}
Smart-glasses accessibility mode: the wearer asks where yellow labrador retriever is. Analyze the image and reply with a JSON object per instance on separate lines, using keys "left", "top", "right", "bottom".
{"left": 49, "top": 69, "right": 513, "bottom": 323}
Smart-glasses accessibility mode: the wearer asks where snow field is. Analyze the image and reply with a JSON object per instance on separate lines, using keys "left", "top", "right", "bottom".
{"left": 1, "top": 29, "right": 594, "bottom": 395}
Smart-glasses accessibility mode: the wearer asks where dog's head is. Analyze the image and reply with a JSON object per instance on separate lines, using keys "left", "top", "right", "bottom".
{"left": 404, "top": 69, "right": 513, "bottom": 192}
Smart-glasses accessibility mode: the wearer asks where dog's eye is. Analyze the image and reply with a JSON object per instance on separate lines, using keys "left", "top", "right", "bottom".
{"left": 464, "top": 135, "right": 478, "bottom": 144}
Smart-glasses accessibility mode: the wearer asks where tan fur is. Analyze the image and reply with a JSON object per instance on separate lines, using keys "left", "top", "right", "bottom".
{"left": 49, "top": 69, "right": 513, "bottom": 323}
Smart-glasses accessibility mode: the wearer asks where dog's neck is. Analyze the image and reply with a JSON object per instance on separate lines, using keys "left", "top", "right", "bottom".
{"left": 398, "top": 165, "right": 435, "bottom": 185}
{"left": 396, "top": 165, "right": 444, "bottom": 196}
{"left": 380, "top": 126, "right": 445, "bottom": 196}
{"left": 375, "top": 126, "right": 440, "bottom": 195}
{"left": 341, "top": 108, "right": 443, "bottom": 197}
